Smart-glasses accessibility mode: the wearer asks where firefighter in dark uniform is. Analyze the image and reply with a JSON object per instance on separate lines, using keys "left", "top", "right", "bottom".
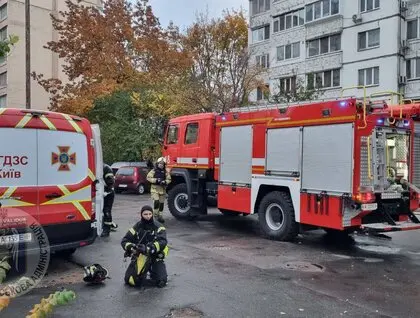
{"left": 121, "top": 205, "right": 168, "bottom": 288}
{"left": 102, "top": 164, "right": 117, "bottom": 237}
{"left": 146, "top": 157, "right": 171, "bottom": 223}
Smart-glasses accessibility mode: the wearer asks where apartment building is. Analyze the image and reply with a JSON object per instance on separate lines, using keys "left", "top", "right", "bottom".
{"left": 0, "top": 0, "right": 102, "bottom": 110}
{"left": 248, "top": 0, "right": 419, "bottom": 104}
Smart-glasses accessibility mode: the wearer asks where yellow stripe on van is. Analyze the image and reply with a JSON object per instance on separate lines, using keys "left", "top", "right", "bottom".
{"left": 40, "top": 115, "right": 57, "bottom": 130}
{"left": 0, "top": 186, "right": 17, "bottom": 199}
{"left": 73, "top": 201, "right": 90, "bottom": 220}
{"left": 63, "top": 114, "right": 83, "bottom": 134}
{"left": 0, "top": 108, "right": 6, "bottom": 115}
{"left": 58, "top": 185, "right": 71, "bottom": 196}
{"left": 15, "top": 114, "right": 32, "bottom": 128}
{"left": 88, "top": 169, "right": 96, "bottom": 181}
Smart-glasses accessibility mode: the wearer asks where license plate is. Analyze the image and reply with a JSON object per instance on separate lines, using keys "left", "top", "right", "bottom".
{"left": 0, "top": 233, "right": 32, "bottom": 245}
{"left": 119, "top": 184, "right": 127, "bottom": 188}
{"left": 361, "top": 203, "right": 378, "bottom": 211}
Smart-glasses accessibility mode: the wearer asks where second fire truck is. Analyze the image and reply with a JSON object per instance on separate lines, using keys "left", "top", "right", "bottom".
{"left": 162, "top": 94, "right": 420, "bottom": 241}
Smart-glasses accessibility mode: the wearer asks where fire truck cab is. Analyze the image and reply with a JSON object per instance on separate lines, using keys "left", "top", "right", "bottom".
{"left": 0, "top": 108, "right": 104, "bottom": 255}
{"left": 163, "top": 94, "right": 420, "bottom": 241}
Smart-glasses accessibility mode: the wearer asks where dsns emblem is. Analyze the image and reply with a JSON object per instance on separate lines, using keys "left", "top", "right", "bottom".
{"left": 51, "top": 146, "right": 76, "bottom": 171}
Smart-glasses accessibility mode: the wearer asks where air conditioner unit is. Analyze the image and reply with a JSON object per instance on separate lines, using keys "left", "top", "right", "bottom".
{"left": 352, "top": 14, "right": 362, "bottom": 24}
{"left": 401, "top": 0, "right": 409, "bottom": 11}
{"left": 399, "top": 75, "right": 407, "bottom": 85}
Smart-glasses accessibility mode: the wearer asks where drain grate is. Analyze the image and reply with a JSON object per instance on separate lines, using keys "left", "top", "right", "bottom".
{"left": 281, "top": 261, "right": 325, "bottom": 272}
{"left": 165, "top": 307, "right": 204, "bottom": 318}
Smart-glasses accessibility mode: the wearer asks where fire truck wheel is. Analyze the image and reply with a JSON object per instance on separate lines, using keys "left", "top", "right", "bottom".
{"left": 168, "top": 183, "right": 191, "bottom": 219}
{"left": 258, "top": 191, "right": 298, "bottom": 241}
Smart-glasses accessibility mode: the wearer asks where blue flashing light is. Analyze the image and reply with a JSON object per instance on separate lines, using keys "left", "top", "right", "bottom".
{"left": 377, "top": 118, "right": 384, "bottom": 124}
{"left": 339, "top": 101, "right": 347, "bottom": 107}
{"left": 221, "top": 115, "right": 227, "bottom": 121}
{"left": 403, "top": 120, "right": 410, "bottom": 127}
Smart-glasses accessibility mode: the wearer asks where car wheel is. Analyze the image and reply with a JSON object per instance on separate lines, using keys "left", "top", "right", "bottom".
{"left": 137, "top": 184, "right": 145, "bottom": 195}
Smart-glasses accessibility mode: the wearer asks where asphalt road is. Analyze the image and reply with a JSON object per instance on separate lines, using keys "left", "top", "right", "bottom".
{"left": 3, "top": 193, "right": 420, "bottom": 318}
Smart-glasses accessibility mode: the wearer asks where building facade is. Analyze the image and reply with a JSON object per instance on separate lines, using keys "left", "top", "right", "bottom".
{"left": 248, "top": 0, "right": 419, "bottom": 104}
{"left": 0, "top": 0, "right": 102, "bottom": 110}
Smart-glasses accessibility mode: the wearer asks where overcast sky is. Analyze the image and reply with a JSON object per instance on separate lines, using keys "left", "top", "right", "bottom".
{"left": 148, "top": 0, "right": 248, "bottom": 31}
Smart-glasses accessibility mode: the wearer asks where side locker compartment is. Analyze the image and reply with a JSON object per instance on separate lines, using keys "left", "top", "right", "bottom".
{"left": 411, "top": 122, "right": 420, "bottom": 211}
{"left": 218, "top": 125, "right": 253, "bottom": 213}
{"left": 300, "top": 123, "right": 355, "bottom": 230}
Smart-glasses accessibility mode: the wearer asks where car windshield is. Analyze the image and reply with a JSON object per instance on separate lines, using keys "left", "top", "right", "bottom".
{"left": 116, "top": 167, "right": 134, "bottom": 176}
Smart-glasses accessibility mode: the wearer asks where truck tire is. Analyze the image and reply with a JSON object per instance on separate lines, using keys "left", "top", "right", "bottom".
{"left": 168, "top": 183, "right": 192, "bottom": 219}
{"left": 258, "top": 191, "right": 298, "bottom": 241}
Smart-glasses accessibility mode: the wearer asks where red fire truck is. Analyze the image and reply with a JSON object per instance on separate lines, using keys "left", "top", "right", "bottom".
{"left": 162, "top": 95, "right": 420, "bottom": 241}
{"left": 0, "top": 108, "right": 104, "bottom": 255}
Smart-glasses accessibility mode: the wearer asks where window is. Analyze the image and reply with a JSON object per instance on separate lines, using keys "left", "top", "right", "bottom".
{"left": 277, "top": 42, "right": 300, "bottom": 61}
{"left": 307, "top": 34, "right": 341, "bottom": 57}
{"left": 406, "top": 59, "right": 420, "bottom": 79}
{"left": 166, "top": 125, "right": 179, "bottom": 144}
{"left": 252, "top": 25, "right": 270, "bottom": 43}
{"left": 307, "top": 69, "right": 340, "bottom": 89}
{"left": 0, "top": 95, "right": 5, "bottom": 107}
{"left": 0, "top": 72, "right": 6, "bottom": 87}
{"left": 306, "top": 0, "right": 339, "bottom": 23}
{"left": 358, "top": 28, "right": 380, "bottom": 50}
{"left": 273, "top": 9, "right": 304, "bottom": 33}
{"left": 256, "top": 54, "right": 269, "bottom": 68}
{"left": 408, "top": 19, "right": 418, "bottom": 40}
{"left": 0, "top": 4, "right": 6, "bottom": 21}
{"left": 116, "top": 167, "right": 134, "bottom": 176}
{"left": 360, "top": 0, "right": 380, "bottom": 12}
{"left": 185, "top": 123, "right": 199, "bottom": 144}
{"left": 279, "top": 77, "right": 297, "bottom": 93}
{"left": 251, "top": 0, "right": 270, "bottom": 15}
{"left": 358, "top": 67, "right": 379, "bottom": 86}
{"left": 0, "top": 27, "right": 6, "bottom": 41}
{"left": 257, "top": 84, "right": 269, "bottom": 101}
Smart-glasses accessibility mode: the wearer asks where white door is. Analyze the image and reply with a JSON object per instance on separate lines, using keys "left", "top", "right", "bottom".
{"left": 91, "top": 124, "right": 104, "bottom": 236}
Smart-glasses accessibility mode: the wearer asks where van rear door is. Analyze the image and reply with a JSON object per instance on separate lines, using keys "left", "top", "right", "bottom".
{"left": 91, "top": 124, "right": 104, "bottom": 236}
{"left": 0, "top": 127, "right": 38, "bottom": 222}
{"left": 37, "top": 129, "right": 92, "bottom": 242}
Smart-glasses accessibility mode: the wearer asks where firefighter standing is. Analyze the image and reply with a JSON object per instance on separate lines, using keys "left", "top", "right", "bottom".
{"left": 121, "top": 205, "right": 168, "bottom": 288}
{"left": 146, "top": 157, "right": 171, "bottom": 223}
{"left": 102, "top": 164, "right": 117, "bottom": 237}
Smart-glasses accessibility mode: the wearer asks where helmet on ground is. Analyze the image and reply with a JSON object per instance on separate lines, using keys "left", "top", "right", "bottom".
{"left": 83, "top": 264, "right": 109, "bottom": 283}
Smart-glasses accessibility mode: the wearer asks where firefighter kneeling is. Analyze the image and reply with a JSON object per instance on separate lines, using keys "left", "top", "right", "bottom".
{"left": 121, "top": 205, "right": 169, "bottom": 288}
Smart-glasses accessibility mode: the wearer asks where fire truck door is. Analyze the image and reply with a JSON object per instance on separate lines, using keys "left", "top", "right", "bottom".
{"left": 37, "top": 130, "right": 91, "bottom": 227}
{"left": 164, "top": 123, "right": 180, "bottom": 165}
{"left": 179, "top": 122, "right": 200, "bottom": 166}
{"left": 0, "top": 128, "right": 39, "bottom": 221}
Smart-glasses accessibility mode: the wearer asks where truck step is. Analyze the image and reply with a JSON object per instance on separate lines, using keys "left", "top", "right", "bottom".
{"left": 361, "top": 221, "right": 420, "bottom": 233}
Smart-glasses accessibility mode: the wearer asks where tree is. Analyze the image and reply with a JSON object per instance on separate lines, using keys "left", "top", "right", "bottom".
{"left": 0, "top": 35, "right": 19, "bottom": 58}
{"left": 87, "top": 90, "right": 165, "bottom": 163}
{"left": 182, "top": 9, "right": 263, "bottom": 113}
{"left": 269, "top": 74, "right": 324, "bottom": 104}
{"left": 32, "top": 0, "right": 191, "bottom": 116}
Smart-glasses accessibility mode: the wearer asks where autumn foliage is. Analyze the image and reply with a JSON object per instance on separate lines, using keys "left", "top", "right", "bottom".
{"left": 32, "top": 0, "right": 191, "bottom": 116}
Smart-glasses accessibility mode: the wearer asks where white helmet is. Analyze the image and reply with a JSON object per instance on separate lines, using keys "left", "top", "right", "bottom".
{"left": 156, "top": 157, "right": 166, "bottom": 164}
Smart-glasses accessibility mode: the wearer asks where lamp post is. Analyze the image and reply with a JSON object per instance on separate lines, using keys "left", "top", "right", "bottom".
{"left": 25, "top": 0, "right": 31, "bottom": 109}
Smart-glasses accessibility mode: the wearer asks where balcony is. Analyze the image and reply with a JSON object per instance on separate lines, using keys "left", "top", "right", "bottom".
{"left": 250, "top": 11, "right": 271, "bottom": 29}
{"left": 305, "top": 51, "right": 343, "bottom": 72}
{"left": 305, "top": 14, "right": 344, "bottom": 39}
